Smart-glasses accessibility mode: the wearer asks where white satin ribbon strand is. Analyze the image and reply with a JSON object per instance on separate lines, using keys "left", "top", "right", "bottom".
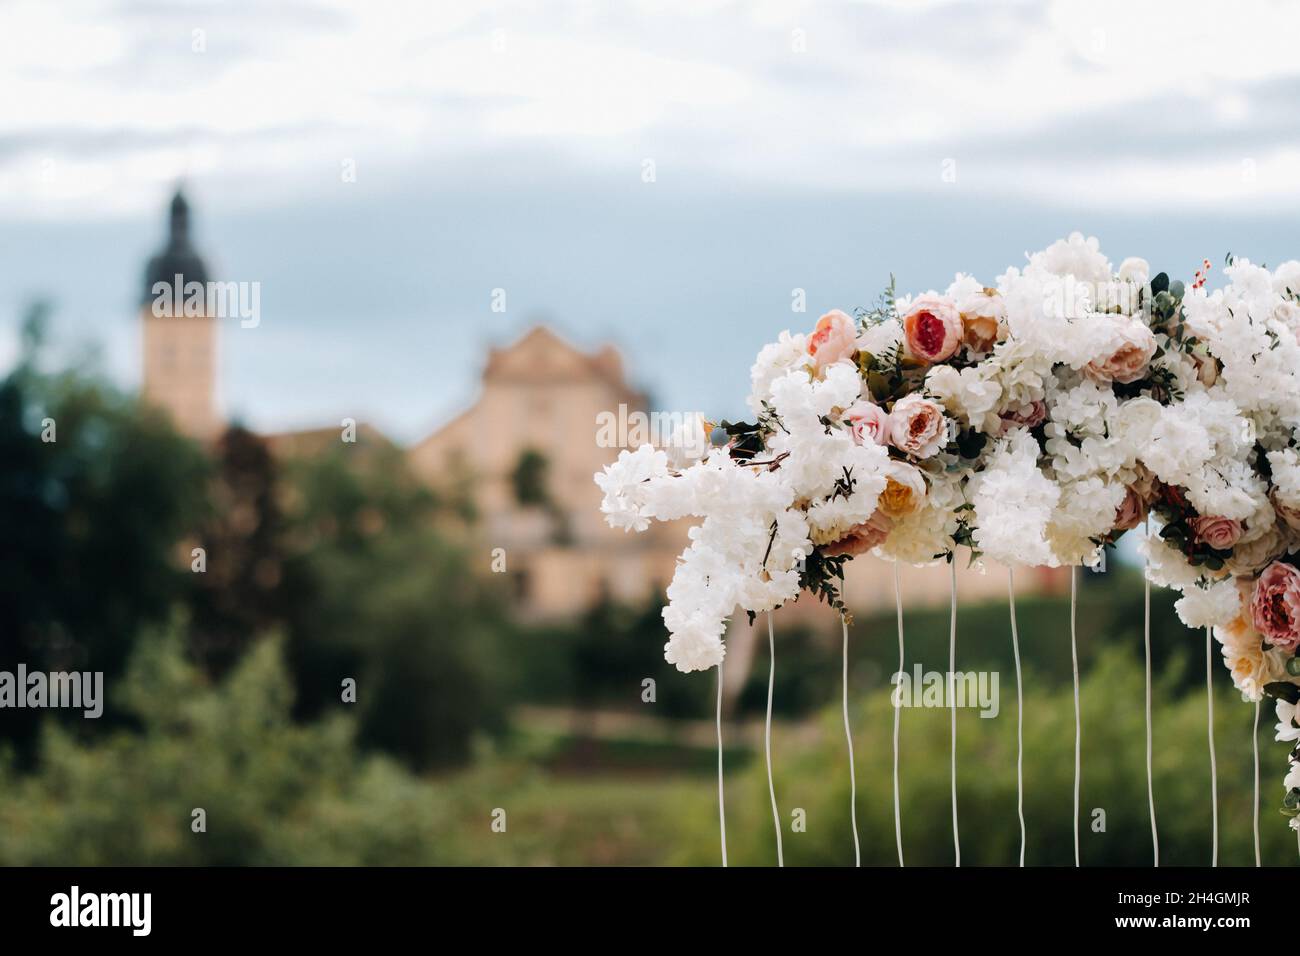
{"left": 716, "top": 662, "right": 727, "bottom": 867}
{"left": 841, "top": 615, "right": 860, "bottom": 867}
{"left": 949, "top": 561, "right": 960, "bottom": 867}
{"left": 766, "top": 612, "right": 784, "bottom": 867}
{"left": 1008, "top": 568, "right": 1026, "bottom": 867}
{"left": 893, "top": 561, "right": 905, "bottom": 867}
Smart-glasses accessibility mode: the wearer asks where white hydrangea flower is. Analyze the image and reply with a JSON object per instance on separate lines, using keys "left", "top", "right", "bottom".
{"left": 1174, "top": 578, "right": 1242, "bottom": 630}
{"left": 970, "top": 430, "right": 1060, "bottom": 567}
{"left": 747, "top": 330, "right": 809, "bottom": 415}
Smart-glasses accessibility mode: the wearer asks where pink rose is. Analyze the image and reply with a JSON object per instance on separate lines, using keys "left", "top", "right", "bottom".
{"left": 1085, "top": 318, "right": 1157, "bottom": 385}
{"left": 998, "top": 399, "right": 1047, "bottom": 434}
{"left": 1113, "top": 487, "right": 1147, "bottom": 532}
{"left": 844, "top": 400, "right": 890, "bottom": 445}
{"left": 807, "top": 309, "right": 859, "bottom": 374}
{"left": 822, "top": 510, "right": 893, "bottom": 557}
{"left": 901, "top": 294, "right": 963, "bottom": 364}
{"left": 887, "top": 394, "right": 948, "bottom": 458}
{"left": 1251, "top": 561, "right": 1300, "bottom": 650}
{"left": 1189, "top": 515, "right": 1243, "bottom": 551}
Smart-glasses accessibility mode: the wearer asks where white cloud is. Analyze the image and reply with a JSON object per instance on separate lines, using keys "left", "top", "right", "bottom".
{"left": 3, "top": 0, "right": 1300, "bottom": 217}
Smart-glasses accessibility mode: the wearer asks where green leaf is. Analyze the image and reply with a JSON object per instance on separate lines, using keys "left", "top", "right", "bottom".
{"left": 1265, "top": 681, "right": 1300, "bottom": 704}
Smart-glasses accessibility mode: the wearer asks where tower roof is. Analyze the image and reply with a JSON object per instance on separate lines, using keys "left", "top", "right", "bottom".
{"left": 142, "top": 188, "right": 209, "bottom": 304}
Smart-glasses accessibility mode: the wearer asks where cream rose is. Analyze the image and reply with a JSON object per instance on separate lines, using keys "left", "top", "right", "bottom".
{"left": 887, "top": 394, "right": 948, "bottom": 458}
{"left": 958, "top": 288, "right": 1005, "bottom": 353}
{"left": 1085, "top": 318, "right": 1157, "bottom": 385}
{"left": 807, "top": 309, "right": 859, "bottom": 375}
{"left": 901, "top": 294, "right": 963, "bottom": 363}
{"left": 1272, "top": 489, "right": 1300, "bottom": 532}
{"left": 878, "top": 462, "right": 927, "bottom": 519}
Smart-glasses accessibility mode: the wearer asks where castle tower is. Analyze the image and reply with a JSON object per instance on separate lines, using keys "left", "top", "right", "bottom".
{"left": 140, "top": 190, "right": 220, "bottom": 440}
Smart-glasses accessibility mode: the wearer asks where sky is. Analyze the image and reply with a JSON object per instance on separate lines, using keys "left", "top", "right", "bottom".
{"left": 3, "top": 0, "right": 1300, "bottom": 441}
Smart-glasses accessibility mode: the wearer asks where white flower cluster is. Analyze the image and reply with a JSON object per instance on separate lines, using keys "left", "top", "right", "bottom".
{"left": 595, "top": 237, "right": 1300, "bottom": 827}
{"left": 595, "top": 364, "right": 889, "bottom": 672}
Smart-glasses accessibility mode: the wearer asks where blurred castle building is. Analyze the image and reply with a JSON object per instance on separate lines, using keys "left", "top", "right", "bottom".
{"left": 409, "top": 326, "right": 688, "bottom": 617}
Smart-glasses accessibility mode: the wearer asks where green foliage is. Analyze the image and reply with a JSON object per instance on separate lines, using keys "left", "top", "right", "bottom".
{"left": 0, "top": 305, "right": 209, "bottom": 759}
{"left": 277, "top": 445, "right": 510, "bottom": 770}
{"left": 188, "top": 426, "right": 288, "bottom": 676}
{"left": 0, "top": 627, "right": 453, "bottom": 865}
{"left": 509, "top": 447, "right": 551, "bottom": 509}
{"left": 511, "top": 594, "right": 713, "bottom": 721}
{"left": 674, "top": 646, "right": 1296, "bottom": 866}
{"left": 1, "top": 304, "right": 509, "bottom": 773}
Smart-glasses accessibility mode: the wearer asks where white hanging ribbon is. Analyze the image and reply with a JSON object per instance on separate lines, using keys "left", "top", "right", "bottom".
{"left": 893, "top": 561, "right": 905, "bottom": 867}
{"left": 841, "top": 615, "right": 861, "bottom": 866}
{"left": 1206, "top": 626, "right": 1219, "bottom": 867}
{"left": 716, "top": 662, "right": 727, "bottom": 867}
{"left": 1143, "top": 519, "right": 1159, "bottom": 866}
{"left": 765, "top": 612, "right": 784, "bottom": 867}
{"left": 1070, "top": 566, "right": 1081, "bottom": 867}
{"left": 1007, "top": 568, "right": 1026, "bottom": 867}
{"left": 949, "top": 561, "right": 961, "bottom": 867}
{"left": 1253, "top": 697, "right": 1261, "bottom": 868}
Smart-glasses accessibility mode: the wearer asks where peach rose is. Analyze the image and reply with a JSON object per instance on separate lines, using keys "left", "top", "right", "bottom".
{"left": 901, "top": 294, "right": 963, "bottom": 364}
{"left": 1222, "top": 578, "right": 1260, "bottom": 641}
{"left": 1113, "top": 486, "right": 1147, "bottom": 531}
{"left": 1085, "top": 318, "right": 1157, "bottom": 385}
{"left": 959, "top": 288, "right": 1005, "bottom": 353}
{"left": 1189, "top": 515, "right": 1243, "bottom": 551}
{"left": 1251, "top": 561, "right": 1300, "bottom": 650}
{"left": 844, "top": 400, "right": 890, "bottom": 445}
{"left": 878, "top": 463, "right": 927, "bottom": 519}
{"left": 807, "top": 309, "right": 859, "bottom": 375}
{"left": 998, "top": 399, "right": 1047, "bottom": 433}
{"left": 1272, "top": 489, "right": 1300, "bottom": 532}
{"left": 822, "top": 510, "right": 893, "bottom": 557}
{"left": 887, "top": 394, "right": 948, "bottom": 458}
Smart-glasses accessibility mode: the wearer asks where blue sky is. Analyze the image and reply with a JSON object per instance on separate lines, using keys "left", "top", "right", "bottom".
{"left": 3, "top": 0, "right": 1300, "bottom": 441}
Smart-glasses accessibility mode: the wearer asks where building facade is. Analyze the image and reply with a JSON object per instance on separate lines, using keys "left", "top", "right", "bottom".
{"left": 408, "top": 325, "right": 689, "bottom": 617}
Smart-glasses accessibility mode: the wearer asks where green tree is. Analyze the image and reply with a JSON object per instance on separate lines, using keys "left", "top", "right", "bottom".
{"left": 278, "top": 445, "right": 509, "bottom": 769}
{"left": 188, "top": 425, "right": 288, "bottom": 676}
{"left": 0, "top": 625, "right": 454, "bottom": 865}
{"left": 0, "top": 304, "right": 208, "bottom": 761}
